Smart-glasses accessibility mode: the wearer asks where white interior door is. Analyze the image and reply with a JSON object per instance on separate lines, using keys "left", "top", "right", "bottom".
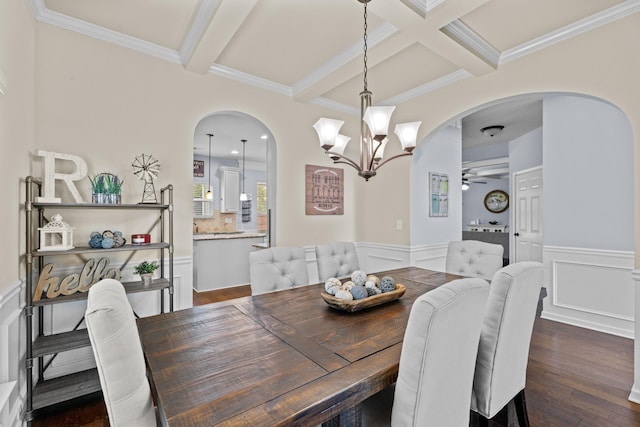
{"left": 514, "top": 168, "right": 543, "bottom": 262}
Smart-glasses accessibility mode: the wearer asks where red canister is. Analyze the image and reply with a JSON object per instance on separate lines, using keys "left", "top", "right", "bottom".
{"left": 131, "top": 233, "right": 151, "bottom": 245}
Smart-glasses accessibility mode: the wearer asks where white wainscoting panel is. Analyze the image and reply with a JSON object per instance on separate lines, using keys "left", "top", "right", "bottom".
{"left": 356, "top": 242, "right": 412, "bottom": 273}
{"left": 542, "top": 246, "right": 634, "bottom": 338}
{"left": 629, "top": 269, "right": 640, "bottom": 404}
{"left": 409, "top": 244, "right": 448, "bottom": 272}
{"left": 0, "top": 279, "right": 26, "bottom": 427}
{"left": 0, "top": 66, "right": 7, "bottom": 95}
{"left": 304, "top": 246, "right": 319, "bottom": 285}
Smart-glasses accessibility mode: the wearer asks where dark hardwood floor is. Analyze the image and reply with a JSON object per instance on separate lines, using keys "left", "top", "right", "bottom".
{"left": 34, "top": 287, "right": 640, "bottom": 427}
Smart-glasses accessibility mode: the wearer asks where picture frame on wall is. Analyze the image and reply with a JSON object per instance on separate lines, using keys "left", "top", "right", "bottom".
{"left": 193, "top": 160, "right": 205, "bottom": 177}
{"left": 305, "top": 164, "right": 344, "bottom": 215}
{"left": 429, "top": 172, "right": 449, "bottom": 217}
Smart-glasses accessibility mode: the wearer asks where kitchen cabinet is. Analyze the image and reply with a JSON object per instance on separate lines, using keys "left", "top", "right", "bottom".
{"left": 219, "top": 166, "right": 239, "bottom": 213}
{"left": 193, "top": 233, "right": 265, "bottom": 291}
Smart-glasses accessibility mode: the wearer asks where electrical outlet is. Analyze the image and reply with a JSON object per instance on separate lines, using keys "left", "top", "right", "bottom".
{"left": 396, "top": 219, "right": 403, "bottom": 230}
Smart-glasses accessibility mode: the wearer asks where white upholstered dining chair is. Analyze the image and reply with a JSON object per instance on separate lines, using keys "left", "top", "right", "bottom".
{"left": 362, "top": 277, "right": 490, "bottom": 427}
{"left": 471, "top": 261, "right": 545, "bottom": 427}
{"left": 249, "top": 246, "right": 309, "bottom": 295}
{"left": 315, "top": 241, "right": 360, "bottom": 281}
{"left": 445, "top": 240, "right": 504, "bottom": 280}
{"left": 85, "top": 279, "right": 157, "bottom": 427}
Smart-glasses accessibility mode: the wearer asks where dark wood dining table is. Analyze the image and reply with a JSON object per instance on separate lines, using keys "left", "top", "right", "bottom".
{"left": 137, "top": 267, "right": 462, "bottom": 426}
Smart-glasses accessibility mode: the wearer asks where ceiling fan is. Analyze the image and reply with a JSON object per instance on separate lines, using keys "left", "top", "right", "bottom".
{"left": 461, "top": 174, "right": 487, "bottom": 191}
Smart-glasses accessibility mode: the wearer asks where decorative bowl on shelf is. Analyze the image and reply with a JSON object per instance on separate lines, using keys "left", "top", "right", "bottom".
{"left": 321, "top": 284, "right": 406, "bottom": 312}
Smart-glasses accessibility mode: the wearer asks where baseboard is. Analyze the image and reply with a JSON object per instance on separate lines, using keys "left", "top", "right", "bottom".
{"left": 628, "top": 386, "right": 640, "bottom": 404}
{"left": 540, "top": 310, "right": 633, "bottom": 339}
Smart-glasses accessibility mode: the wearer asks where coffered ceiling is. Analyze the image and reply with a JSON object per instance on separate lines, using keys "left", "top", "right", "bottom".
{"left": 31, "top": 0, "right": 639, "bottom": 160}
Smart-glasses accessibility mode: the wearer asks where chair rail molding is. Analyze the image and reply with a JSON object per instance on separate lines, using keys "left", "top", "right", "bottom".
{"left": 542, "top": 246, "right": 634, "bottom": 338}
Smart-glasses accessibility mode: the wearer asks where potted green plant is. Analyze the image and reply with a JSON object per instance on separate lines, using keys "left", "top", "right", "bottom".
{"left": 133, "top": 260, "right": 159, "bottom": 285}
{"left": 104, "top": 173, "right": 123, "bottom": 204}
{"left": 89, "top": 174, "right": 107, "bottom": 204}
{"left": 89, "top": 173, "right": 123, "bottom": 204}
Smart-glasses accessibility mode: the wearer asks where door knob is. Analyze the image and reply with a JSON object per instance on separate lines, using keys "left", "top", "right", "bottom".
{"left": 514, "top": 232, "right": 520, "bottom": 237}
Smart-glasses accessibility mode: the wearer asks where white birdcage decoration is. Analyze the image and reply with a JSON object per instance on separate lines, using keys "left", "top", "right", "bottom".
{"left": 38, "top": 214, "right": 75, "bottom": 251}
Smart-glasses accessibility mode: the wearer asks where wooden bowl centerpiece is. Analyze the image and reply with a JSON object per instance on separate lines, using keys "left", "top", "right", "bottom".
{"left": 320, "top": 271, "right": 406, "bottom": 312}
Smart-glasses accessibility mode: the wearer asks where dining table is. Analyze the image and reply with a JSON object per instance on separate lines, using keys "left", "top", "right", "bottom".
{"left": 137, "top": 266, "right": 463, "bottom": 427}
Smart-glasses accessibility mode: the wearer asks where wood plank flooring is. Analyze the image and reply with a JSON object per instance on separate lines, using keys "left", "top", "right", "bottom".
{"left": 34, "top": 287, "right": 640, "bottom": 427}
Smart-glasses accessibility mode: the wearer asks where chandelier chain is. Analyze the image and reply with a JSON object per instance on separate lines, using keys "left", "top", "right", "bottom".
{"left": 363, "top": 0, "right": 368, "bottom": 92}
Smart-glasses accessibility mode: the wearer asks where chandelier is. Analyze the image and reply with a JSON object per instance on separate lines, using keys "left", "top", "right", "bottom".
{"left": 313, "top": 0, "right": 421, "bottom": 181}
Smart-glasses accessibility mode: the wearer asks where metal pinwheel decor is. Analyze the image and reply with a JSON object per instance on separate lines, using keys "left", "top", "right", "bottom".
{"left": 132, "top": 154, "right": 161, "bottom": 203}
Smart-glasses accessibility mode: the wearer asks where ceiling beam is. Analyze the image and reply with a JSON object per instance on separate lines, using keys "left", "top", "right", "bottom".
{"left": 292, "top": 29, "right": 413, "bottom": 103}
{"left": 184, "top": 0, "right": 258, "bottom": 74}
{"left": 462, "top": 157, "right": 510, "bottom": 169}
{"left": 369, "top": 0, "right": 497, "bottom": 75}
{"left": 293, "top": 0, "right": 495, "bottom": 103}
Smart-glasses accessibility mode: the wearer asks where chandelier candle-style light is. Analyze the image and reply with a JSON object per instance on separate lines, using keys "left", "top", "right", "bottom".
{"left": 313, "top": 0, "right": 421, "bottom": 181}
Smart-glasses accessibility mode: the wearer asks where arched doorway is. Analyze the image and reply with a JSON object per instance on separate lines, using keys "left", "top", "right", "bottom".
{"left": 191, "top": 111, "right": 277, "bottom": 291}
{"left": 411, "top": 92, "right": 635, "bottom": 341}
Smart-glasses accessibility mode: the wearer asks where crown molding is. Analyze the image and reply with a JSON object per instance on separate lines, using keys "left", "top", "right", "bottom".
{"left": 399, "top": 0, "right": 445, "bottom": 16}
{"left": 501, "top": 0, "right": 640, "bottom": 64}
{"left": 26, "top": 0, "right": 640, "bottom": 116}
{"left": 29, "top": 0, "right": 182, "bottom": 64}
{"left": 208, "top": 64, "right": 292, "bottom": 97}
{"left": 441, "top": 20, "right": 501, "bottom": 67}
{"left": 179, "top": 0, "right": 222, "bottom": 64}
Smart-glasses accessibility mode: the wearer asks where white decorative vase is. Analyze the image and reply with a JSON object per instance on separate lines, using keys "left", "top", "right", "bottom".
{"left": 140, "top": 273, "right": 153, "bottom": 285}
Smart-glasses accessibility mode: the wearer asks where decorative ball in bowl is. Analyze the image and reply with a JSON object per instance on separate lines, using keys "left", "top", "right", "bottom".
{"left": 321, "top": 270, "right": 406, "bottom": 312}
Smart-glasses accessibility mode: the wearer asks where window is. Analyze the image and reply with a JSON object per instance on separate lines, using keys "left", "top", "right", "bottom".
{"left": 256, "top": 182, "right": 267, "bottom": 232}
{"left": 193, "top": 183, "right": 213, "bottom": 217}
{"left": 256, "top": 182, "right": 267, "bottom": 215}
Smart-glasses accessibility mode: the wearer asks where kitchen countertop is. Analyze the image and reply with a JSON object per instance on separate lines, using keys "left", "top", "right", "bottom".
{"left": 193, "top": 232, "right": 266, "bottom": 241}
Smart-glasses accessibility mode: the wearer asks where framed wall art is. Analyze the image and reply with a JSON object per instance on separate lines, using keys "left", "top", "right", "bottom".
{"left": 193, "top": 160, "right": 205, "bottom": 177}
{"left": 429, "top": 172, "right": 449, "bottom": 217}
{"left": 305, "top": 165, "right": 344, "bottom": 215}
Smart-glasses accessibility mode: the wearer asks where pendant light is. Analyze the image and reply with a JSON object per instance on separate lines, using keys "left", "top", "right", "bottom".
{"left": 239, "top": 139, "right": 248, "bottom": 201}
{"left": 205, "top": 133, "right": 213, "bottom": 200}
{"left": 312, "top": 0, "right": 421, "bottom": 181}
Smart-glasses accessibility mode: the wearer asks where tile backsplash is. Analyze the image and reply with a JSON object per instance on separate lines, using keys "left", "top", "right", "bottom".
{"left": 194, "top": 211, "right": 236, "bottom": 233}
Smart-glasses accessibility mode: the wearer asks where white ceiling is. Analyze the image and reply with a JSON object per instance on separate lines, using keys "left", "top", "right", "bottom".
{"left": 32, "top": 0, "right": 638, "bottom": 161}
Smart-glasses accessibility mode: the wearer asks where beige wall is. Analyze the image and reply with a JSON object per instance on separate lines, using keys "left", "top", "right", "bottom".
{"left": 0, "top": 0, "right": 36, "bottom": 291}
{"left": 32, "top": 23, "right": 359, "bottom": 265}
{"left": 356, "top": 14, "right": 640, "bottom": 253}
{"left": 4, "top": 11, "right": 640, "bottom": 290}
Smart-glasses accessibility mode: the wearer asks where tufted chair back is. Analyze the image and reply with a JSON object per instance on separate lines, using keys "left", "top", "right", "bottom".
{"left": 315, "top": 242, "right": 361, "bottom": 282}
{"left": 249, "top": 246, "right": 309, "bottom": 295}
{"left": 471, "top": 262, "right": 544, "bottom": 426}
{"left": 361, "top": 277, "right": 490, "bottom": 427}
{"left": 85, "top": 279, "right": 157, "bottom": 427}
{"left": 445, "top": 240, "right": 504, "bottom": 280}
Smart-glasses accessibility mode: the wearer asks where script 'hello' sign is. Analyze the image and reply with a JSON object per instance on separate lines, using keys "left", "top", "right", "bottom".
{"left": 33, "top": 257, "right": 121, "bottom": 301}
